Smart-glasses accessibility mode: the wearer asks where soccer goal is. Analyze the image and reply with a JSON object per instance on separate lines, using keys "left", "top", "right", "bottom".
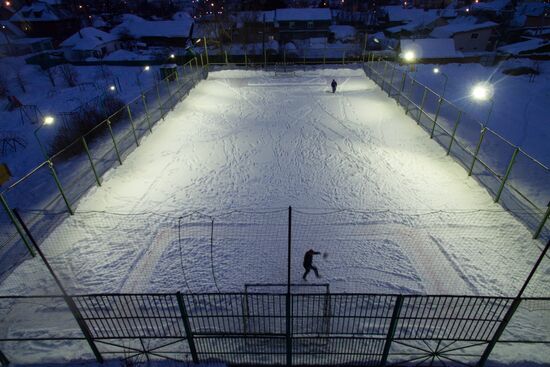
{"left": 242, "top": 283, "right": 331, "bottom": 337}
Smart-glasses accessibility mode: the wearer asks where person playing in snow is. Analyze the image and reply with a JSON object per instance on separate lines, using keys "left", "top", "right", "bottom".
{"left": 331, "top": 79, "right": 337, "bottom": 93}
{"left": 303, "top": 249, "right": 321, "bottom": 280}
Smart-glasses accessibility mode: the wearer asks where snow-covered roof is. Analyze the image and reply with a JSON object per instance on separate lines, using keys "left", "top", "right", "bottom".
{"left": 471, "top": 0, "right": 511, "bottom": 14}
{"left": 430, "top": 17, "right": 498, "bottom": 38}
{"left": 498, "top": 38, "right": 550, "bottom": 55}
{"left": 400, "top": 38, "right": 463, "bottom": 59}
{"left": 112, "top": 14, "right": 193, "bottom": 39}
{"left": 103, "top": 49, "right": 153, "bottom": 61}
{"left": 173, "top": 11, "right": 193, "bottom": 21}
{"left": 233, "top": 11, "right": 276, "bottom": 25}
{"left": 0, "top": 20, "right": 25, "bottom": 37}
{"left": 383, "top": 6, "right": 440, "bottom": 23}
{"left": 511, "top": 3, "right": 550, "bottom": 27}
{"left": 92, "top": 16, "right": 108, "bottom": 28}
{"left": 60, "top": 27, "right": 119, "bottom": 51}
{"left": 10, "top": 2, "right": 72, "bottom": 22}
{"left": 329, "top": 25, "right": 355, "bottom": 41}
{"left": 275, "top": 8, "right": 332, "bottom": 22}
{"left": 525, "top": 28, "right": 550, "bottom": 37}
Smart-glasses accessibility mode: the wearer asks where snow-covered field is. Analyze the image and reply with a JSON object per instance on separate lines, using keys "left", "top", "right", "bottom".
{"left": 1, "top": 67, "right": 547, "bottom": 297}
{"left": 0, "top": 66, "right": 548, "bottom": 365}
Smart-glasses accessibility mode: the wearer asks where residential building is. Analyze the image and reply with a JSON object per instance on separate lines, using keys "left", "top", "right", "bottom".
{"left": 10, "top": 1, "right": 80, "bottom": 41}
{"left": 274, "top": 8, "right": 333, "bottom": 42}
{"left": 399, "top": 37, "right": 463, "bottom": 60}
{"left": 60, "top": 27, "right": 121, "bottom": 61}
{"left": 0, "top": 20, "right": 52, "bottom": 55}
{"left": 430, "top": 17, "right": 498, "bottom": 52}
{"left": 111, "top": 14, "right": 193, "bottom": 47}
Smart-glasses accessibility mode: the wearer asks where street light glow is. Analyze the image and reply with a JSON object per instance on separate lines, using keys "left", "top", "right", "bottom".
{"left": 44, "top": 116, "right": 54, "bottom": 125}
{"left": 433, "top": 67, "right": 440, "bottom": 74}
{"left": 144, "top": 65, "right": 150, "bottom": 71}
{"left": 471, "top": 83, "right": 493, "bottom": 101}
{"left": 170, "top": 54, "right": 175, "bottom": 59}
{"left": 403, "top": 50, "right": 415, "bottom": 62}
{"left": 109, "top": 85, "right": 116, "bottom": 91}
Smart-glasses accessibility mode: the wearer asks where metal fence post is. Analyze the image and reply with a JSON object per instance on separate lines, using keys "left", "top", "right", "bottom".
{"left": 494, "top": 147, "right": 519, "bottom": 203}
{"left": 12, "top": 209, "right": 103, "bottom": 363}
{"left": 404, "top": 79, "right": 415, "bottom": 114}
{"left": 447, "top": 111, "right": 462, "bottom": 155}
{"left": 381, "top": 62, "right": 388, "bottom": 91}
{"left": 126, "top": 105, "right": 139, "bottom": 146}
{"left": 156, "top": 83, "right": 164, "bottom": 119}
{"left": 468, "top": 128, "right": 487, "bottom": 176}
{"left": 417, "top": 87, "right": 428, "bottom": 123}
{"left": 0, "top": 348, "right": 8, "bottom": 366}
{"left": 286, "top": 206, "right": 292, "bottom": 367}
{"left": 106, "top": 120, "right": 122, "bottom": 165}
{"left": 48, "top": 160, "right": 73, "bottom": 215}
{"left": 430, "top": 97, "right": 444, "bottom": 138}
{"left": 81, "top": 137, "right": 101, "bottom": 186}
{"left": 141, "top": 94, "right": 153, "bottom": 132}
{"left": 381, "top": 295, "right": 403, "bottom": 366}
{"left": 176, "top": 292, "right": 199, "bottom": 364}
{"left": 387, "top": 64, "right": 396, "bottom": 96}
{"left": 478, "top": 239, "right": 550, "bottom": 367}
{"left": 0, "top": 193, "right": 35, "bottom": 257}
{"left": 533, "top": 202, "right": 550, "bottom": 239}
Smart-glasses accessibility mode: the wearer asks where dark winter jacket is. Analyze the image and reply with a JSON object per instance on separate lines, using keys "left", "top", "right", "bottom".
{"left": 331, "top": 80, "right": 337, "bottom": 89}
{"left": 303, "top": 250, "right": 320, "bottom": 267}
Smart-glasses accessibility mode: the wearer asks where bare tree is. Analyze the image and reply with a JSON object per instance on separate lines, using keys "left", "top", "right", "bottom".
{"left": 59, "top": 64, "right": 79, "bottom": 87}
{"left": 0, "top": 74, "right": 8, "bottom": 98}
{"left": 15, "top": 70, "right": 26, "bottom": 94}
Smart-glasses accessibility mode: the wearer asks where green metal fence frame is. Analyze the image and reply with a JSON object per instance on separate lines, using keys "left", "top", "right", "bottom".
{"left": 363, "top": 61, "right": 550, "bottom": 240}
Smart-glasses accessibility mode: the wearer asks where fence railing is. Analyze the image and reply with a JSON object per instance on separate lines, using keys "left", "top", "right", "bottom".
{"left": 363, "top": 60, "right": 550, "bottom": 240}
{"left": 0, "top": 57, "right": 208, "bottom": 282}
{"left": 0, "top": 292, "right": 548, "bottom": 366}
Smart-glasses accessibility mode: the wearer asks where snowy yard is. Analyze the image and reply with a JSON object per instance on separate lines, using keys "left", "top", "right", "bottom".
{"left": 1, "top": 67, "right": 547, "bottom": 298}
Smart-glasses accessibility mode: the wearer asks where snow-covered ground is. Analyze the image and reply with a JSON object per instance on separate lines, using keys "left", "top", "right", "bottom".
{"left": 0, "top": 67, "right": 548, "bottom": 364}
{"left": 0, "top": 56, "right": 161, "bottom": 180}
{"left": 1, "top": 67, "right": 547, "bottom": 296}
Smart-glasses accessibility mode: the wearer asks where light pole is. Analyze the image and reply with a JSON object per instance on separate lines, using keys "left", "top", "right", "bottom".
{"left": 433, "top": 67, "right": 448, "bottom": 98}
{"left": 402, "top": 50, "right": 416, "bottom": 72}
{"left": 34, "top": 116, "right": 54, "bottom": 160}
{"left": 471, "top": 82, "right": 495, "bottom": 127}
{"left": 136, "top": 65, "right": 150, "bottom": 92}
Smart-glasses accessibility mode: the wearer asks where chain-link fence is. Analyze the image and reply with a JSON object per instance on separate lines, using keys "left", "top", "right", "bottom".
{"left": 364, "top": 61, "right": 550, "bottom": 242}
{"left": 0, "top": 58, "right": 207, "bottom": 289}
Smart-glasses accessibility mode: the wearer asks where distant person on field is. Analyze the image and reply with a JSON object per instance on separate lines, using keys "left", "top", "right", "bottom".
{"left": 303, "top": 249, "right": 321, "bottom": 280}
{"left": 331, "top": 79, "right": 337, "bottom": 93}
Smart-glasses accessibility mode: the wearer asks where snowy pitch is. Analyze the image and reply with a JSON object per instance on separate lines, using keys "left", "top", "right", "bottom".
{"left": 1, "top": 67, "right": 547, "bottom": 297}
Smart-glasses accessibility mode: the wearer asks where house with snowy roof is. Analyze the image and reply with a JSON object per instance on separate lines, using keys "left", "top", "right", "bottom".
{"left": 10, "top": 1, "right": 79, "bottom": 41}
{"left": 0, "top": 20, "right": 52, "bottom": 55}
{"left": 274, "top": 8, "right": 333, "bottom": 42}
{"left": 498, "top": 38, "right": 550, "bottom": 56}
{"left": 430, "top": 17, "right": 498, "bottom": 52}
{"left": 399, "top": 38, "right": 463, "bottom": 61}
{"left": 111, "top": 14, "right": 193, "bottom": 47}
{"left": 512, "top": 2, "right": 550, "bottom": 28}
{"left": 232, "top": 11, "right": 276, "bottom": 44}
{"left": 60, "top": 27, "right": 121, "bottom": 61}
{"left": 382, "top": 6, "right": 444, "bottom": 36}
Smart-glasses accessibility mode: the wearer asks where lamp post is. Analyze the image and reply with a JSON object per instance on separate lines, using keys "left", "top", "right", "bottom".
{"left": 433, "top": 67, "right": 448, "bottom": 98}
{"left": 136, "top": 65, "right": 150, "bottom": 92}
{"left": 471, "top": 83, "right": 495, "bottom": 127}
{"left": 34, "top": 116, "right": 54, "bottom": 160}
{"left": 402, "top": 50, "right": 416, "bottom": 72}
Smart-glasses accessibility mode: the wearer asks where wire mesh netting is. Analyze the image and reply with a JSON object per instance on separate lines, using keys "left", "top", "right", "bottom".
{"left": 364, "top": 62, "right": 550, "bottom": 242}
{"left": 0, "top": 209, "right": 547, "bottom": 300}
